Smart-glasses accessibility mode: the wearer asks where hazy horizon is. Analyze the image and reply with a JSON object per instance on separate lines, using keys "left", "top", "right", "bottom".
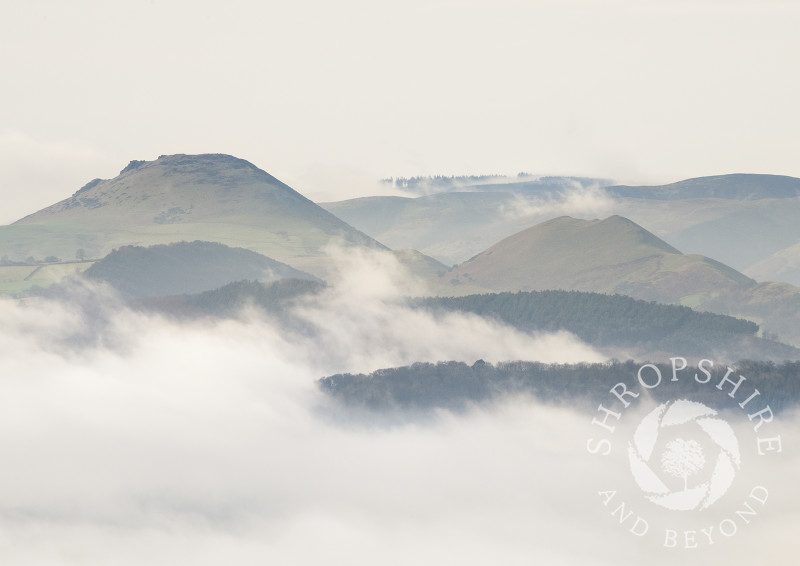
{"left": 2, "top": 0, "right": 800, "bottom": 223}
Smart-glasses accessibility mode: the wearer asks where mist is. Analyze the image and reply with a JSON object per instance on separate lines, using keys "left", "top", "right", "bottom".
{"left": 0, "top": 253, "right": 796, "bottom": 565}
{"left": 499, "top": 185, "right": 615, "bottom": 222}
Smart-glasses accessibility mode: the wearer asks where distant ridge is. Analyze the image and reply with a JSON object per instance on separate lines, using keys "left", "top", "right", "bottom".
{"left": 607, "top": 174, "right": 800, "bottom": 200}
{"left": 381, "top": 174, "right": 608, "bottom": 196}
{"left": 323, "top": 172, "right": 800, "bottom": 271}
{"left": 746, "top": 242, "right": 800, "bottom": 286}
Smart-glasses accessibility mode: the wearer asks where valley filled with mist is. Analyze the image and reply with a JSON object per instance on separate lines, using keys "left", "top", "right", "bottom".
{"left": 0, "top": 154, "right": 798, "bottom": 564}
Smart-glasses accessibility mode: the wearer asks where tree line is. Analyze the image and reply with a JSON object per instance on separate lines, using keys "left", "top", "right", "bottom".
{"left": 320, "top": 359, "right": 800, "bottom": 414}
{"left": 413, "top": 290, "right": 798, "bottom": 360}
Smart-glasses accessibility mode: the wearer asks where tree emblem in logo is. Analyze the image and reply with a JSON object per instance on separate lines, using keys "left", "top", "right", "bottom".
{"left": 628, "top": 400, "right": 741, "bottom": 511}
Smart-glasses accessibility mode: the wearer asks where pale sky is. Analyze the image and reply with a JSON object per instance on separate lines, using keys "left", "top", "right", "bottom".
{"left": 1, "top": 0, "right": 799, "bottom": 224}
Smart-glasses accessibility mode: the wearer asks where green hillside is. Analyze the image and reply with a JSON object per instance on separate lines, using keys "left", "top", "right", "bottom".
{"left": 0, "top": 261, "right": 94, "bottom": 294}
{"left": 0, "top": 154, "right": 386, "bottom": 279}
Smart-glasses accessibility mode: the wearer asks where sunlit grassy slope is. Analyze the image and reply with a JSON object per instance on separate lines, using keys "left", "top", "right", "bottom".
{"left": 0, "top": 154, "right": 386, "bottom": 278}
{"left": 442, "top": 216, "right": 754, "bottom": 301}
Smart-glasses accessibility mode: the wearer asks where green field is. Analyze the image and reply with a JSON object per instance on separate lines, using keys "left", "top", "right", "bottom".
{"left": 0, "top": 262, "right": 94, "bottom": 294}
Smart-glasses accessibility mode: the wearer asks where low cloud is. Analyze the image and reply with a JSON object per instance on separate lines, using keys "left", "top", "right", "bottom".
{"left": 0, "top": 253, "right": 794, "bottom": 564}
{"left": 290, "top": 246, "right": 605, "bottom": 374}
{"left": 499, "top": 185, "right": 615, "bottom": 222}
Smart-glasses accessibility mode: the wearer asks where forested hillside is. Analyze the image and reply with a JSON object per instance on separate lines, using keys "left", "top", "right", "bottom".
{"left": 320, "top": 359, "right": 800, "bottom": 413}
{"left": 135, "top": 278, "right": 325, "bottom": 319}
{"left": 84, "top": 241, "right": 319, "bottom": 297}
{"left": 416, "top": 290, "right": 799, "bottom": 361}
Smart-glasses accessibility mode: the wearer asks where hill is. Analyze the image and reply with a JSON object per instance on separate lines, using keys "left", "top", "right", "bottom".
{"left": 439, "top": 216, "right": 800, "bottom": 346}
{"left": 83, "top": 241, "right": 319, "bottom": 297}
{"left": 575, "top": 175, "right": 800, "bottom": 279}
{"left": 324, "top": 174, "right": 800, "bottom": 282}
{"left": 441, "top": 216, "right": 755, "bottom": 303}
{"left": 615, "top": 198, "right": 800, "bottom": 278}
{"left": 322, "top": 190, "right": 611, "bottom": 266}
{"left": 0, "top": 154, "right": 386, "bottom": 279}
{"left": 416, "top": 291, "right": 798, "bottom": 362}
